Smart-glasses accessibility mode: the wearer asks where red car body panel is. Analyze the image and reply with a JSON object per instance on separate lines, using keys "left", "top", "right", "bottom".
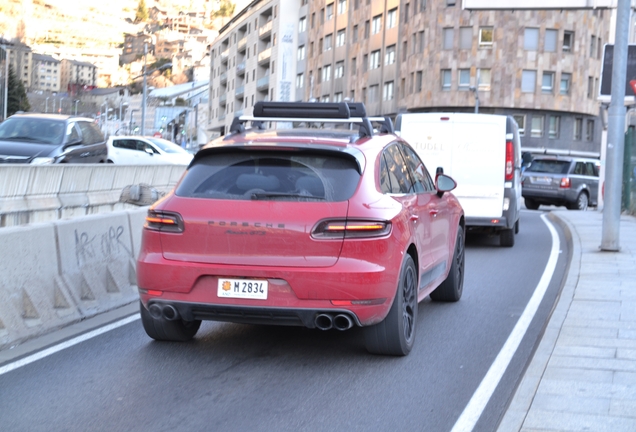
{"left": 137, "top": 130, "right": 464, "bottom": 327}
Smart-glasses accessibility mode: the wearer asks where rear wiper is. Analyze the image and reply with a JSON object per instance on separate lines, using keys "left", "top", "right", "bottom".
{"left": 250, "top": 192, "right": 325, "bottom": 200}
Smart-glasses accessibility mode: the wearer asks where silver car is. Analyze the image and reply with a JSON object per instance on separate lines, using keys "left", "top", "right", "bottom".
{"left": 522, "top": 156, "right": 599, "bottom": 210}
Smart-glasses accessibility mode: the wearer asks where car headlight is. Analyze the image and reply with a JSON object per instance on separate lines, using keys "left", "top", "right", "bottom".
{"left": 30, "top": 157, "right": 55, "bottom": 165}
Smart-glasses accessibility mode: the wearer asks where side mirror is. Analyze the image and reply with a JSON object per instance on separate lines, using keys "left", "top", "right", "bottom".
{"left": 63, "top": 137, "right": 82, "bottom": 149}
{"left": 144, "top": 147, "right": 154, "bottom": 156}
{"left": 436, "top": 174, "right": 457, "bottom": 197}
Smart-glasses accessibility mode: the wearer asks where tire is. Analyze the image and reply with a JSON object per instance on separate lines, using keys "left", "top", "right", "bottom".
{"left": 500, "top": 228, "right": 515, "bottom": 247}
{"left": 430, "top": 226, "right": 465, "bottom": 302}
{"left": 524, "top": 198, "right": 539, "bottom": 210}
{"left": 514, "top": 219, "right": 520, "bottom": 234}
{"left": 364, "top": 255, "right": 418, "bottom": 356}
{"left": 569, "top": 192, "right": 588, "bottom": 211}
{"left": 140, "top": 301, "right": 201, "bottom": 342}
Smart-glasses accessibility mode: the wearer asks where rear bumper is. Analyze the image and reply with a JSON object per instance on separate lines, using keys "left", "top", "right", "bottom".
{"left": 522, "top": 187, "right": 575, "bottom": 204}
{"left": 143, "top": 300, "right": 363, "bottom": 328}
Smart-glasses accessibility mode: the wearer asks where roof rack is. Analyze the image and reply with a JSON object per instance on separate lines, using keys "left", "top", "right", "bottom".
{"left": 226, "top": 101, "right": 394, "bottom": 140}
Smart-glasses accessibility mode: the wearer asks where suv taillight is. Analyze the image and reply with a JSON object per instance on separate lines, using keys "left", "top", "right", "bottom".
{"left": 505, "top": 140, "right": 514, "bottom": 181}
{"left": 312, "top": 219, "right": 391, "bottom": 239}
{"left": 145, "top": 210, "right": 184, "bottom": 232}
{"left": 560, "top": 178, "right": 571, "bottom": 188}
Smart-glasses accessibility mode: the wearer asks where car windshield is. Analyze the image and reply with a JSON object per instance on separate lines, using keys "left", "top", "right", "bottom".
{"left": 526, "top": 159, "right": 571, "bottom": 174}
{"left": 0, "top": 118, "right": 65, "bottom": 145}
{"left": 148, "top": 138, "right": 189, "bottom": 154}
{"left": 176, "top": 150, "right": 361, "bottom": 202}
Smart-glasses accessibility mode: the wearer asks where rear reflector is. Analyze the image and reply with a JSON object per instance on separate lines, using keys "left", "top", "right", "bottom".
{"left": 331, "top": 298, "right": 386, "bottom": 306}
{"left": 312, "top": 219, "right": 391, "bottom": 239}
{"left": 145, "top": 210, "right": 184, "bottom": 233}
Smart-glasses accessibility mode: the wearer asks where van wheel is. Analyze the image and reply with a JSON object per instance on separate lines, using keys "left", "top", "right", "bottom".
{"left": 500, "top": 228, "right": 515, "bottom": 247}
{"left": 140, "top": 301, "right": 201, "bottom": 342}
{"left": 364, "top": 255, "right": 417, "bottom": 356}
{"left": 524, "top": 198, "right": 539, "bottom": 210}
{"left": 430, "top": 226, "right": 465, "bottom": 302}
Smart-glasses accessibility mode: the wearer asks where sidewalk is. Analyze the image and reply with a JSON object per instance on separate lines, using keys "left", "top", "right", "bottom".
{"left": 498, "top": 209, "right": 636, "bottom": 432}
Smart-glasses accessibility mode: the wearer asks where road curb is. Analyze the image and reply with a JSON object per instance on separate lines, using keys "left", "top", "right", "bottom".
{"left": 497, "top": 211, "right": 581, "bottom": 431}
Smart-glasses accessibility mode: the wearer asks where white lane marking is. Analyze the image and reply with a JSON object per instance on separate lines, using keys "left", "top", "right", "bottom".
{"left": 0, "top": 314, "right": 140, "bottom": 377}
{"left": 450, "top": 214, "right": 560, "bottom": 432}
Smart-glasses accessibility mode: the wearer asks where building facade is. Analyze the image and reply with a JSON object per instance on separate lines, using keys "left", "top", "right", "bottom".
{"left": 31, "top": 54, "right": 61, "bottom": 92}
{"left": 209, "top": 0, "right": 616, "bottom": 154}
{"left": 7, "top": 43, "right": 33, "bottom": 89}
{"left": 60, "top": 59, "right": 98, "bottom": 93}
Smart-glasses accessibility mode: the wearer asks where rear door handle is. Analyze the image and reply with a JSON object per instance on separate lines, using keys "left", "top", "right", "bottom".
{"left": 80, "top": 152, "right": 90, "bottom": 157}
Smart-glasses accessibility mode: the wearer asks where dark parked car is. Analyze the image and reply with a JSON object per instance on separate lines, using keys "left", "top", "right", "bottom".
{"left": 522, "top": 155, "right": 599, "bottom": 210}
{"left": 0, "top": 113, "right": 108, "bottom": 164}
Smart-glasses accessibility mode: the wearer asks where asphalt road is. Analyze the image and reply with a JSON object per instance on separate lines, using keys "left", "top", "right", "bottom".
{"left": 0, "top": 210, "right": 569, "bottom": 432}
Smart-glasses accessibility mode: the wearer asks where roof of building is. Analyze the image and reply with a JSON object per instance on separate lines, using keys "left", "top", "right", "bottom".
{"left": 32, "top": 53, "right": 60, "bottom": 63}
{"left": 64, "top": 59, "right": 97, "bottom": 68}
{"left": 219, "top": 0, "right": 262, "bottom": 35}
{"left": 149, "top": 80, "right": 209, "bottom": 99}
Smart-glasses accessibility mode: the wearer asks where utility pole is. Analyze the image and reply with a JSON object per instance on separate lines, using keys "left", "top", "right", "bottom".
{"left": 601, "top": 0, "right": 630, "bottom": 251}
{"left": 141, "top": 42, "right": 147, "bottom": 136}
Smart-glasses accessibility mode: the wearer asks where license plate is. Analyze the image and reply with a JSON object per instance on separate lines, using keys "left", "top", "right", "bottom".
{"left": 217, "top": 278, "right": 268, "bottom": 300}
{"left": 531, "top": 176, "right": 552, "bottom": 185}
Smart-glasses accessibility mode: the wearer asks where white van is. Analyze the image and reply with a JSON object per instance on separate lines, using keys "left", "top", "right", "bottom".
{"left": 395, "top": 113, "right": 522, "bottom": 247}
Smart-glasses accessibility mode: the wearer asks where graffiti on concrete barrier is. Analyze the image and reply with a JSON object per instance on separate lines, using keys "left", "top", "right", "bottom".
{"left": 74, "top": 225, "right": 131, "bottom": 266}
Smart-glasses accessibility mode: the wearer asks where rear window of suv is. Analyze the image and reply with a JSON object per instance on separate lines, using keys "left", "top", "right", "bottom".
{"left": 526, "top": 159, "right": 570, "bottom": 174}
{"left": 176, "top": 151, "right": 361, "bottom": 202}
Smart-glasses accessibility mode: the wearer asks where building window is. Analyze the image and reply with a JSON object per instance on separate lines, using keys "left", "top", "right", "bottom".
{"left": 418, "top": 31, "right": 425, "bottom": 53}
{"left": 372, "top": 15, "right": 382, "bottom": 35}
{"left": 337, "top": 29, "right": 346, "bottom": 47}
{"left": 363, "top": 54, "right": 368, "bottom": 71}
{"left": 479, "top": 27, "right": 493, "bottom": 47}
{"left": 296, "top": 73, "right": 304, "bottom": 88}
{"left": 416, "top": 71, "right": 423, "bottom": 92}
{"left": 383, "top": 81, "right": 394, "bottom": 100}
{"left": 299, "top": 17, "right": 306, "bottom": 32}
{"left": 370, "top": 50, "right": 380, "bottom": 69}
{"left": 545, "top": 29, "right": 557, "bottom": 52}
{"left": 590, "top": 35, "right": 596, "bottom": 57}
{"left": 522, "top": 70, "right": 536, "bottom": 93}
{"left": 322, "top": 64, "right": 332, "bottom": 82}
{"left": 324, "top": 34, "right": 332, "bottom": 51}
{"left": 297, "top": 45, "right": 305, "bottom": 60}
{"left": 317, "top": 67, "right": 322, "bottom": 83}
{"left": 513, "top": 115, "right": 525, "bottom": 136}
{"left": 459, "top": 27, "right": 472, "bottom": 49}
{"left": 563, "top": 31, "right": 574, "bottom": 52}
{"left": 352, "top": 25, "right": 358, "bottom": 42}
{"left": 548, "top": 116, "right": 560, "bottom": 139}
{"left": 351, "top": 57, "right": 356, "bottom": 75}
{"left": 443, "top": 28, "right": 454, "bottom": 50}
{"left": 403, "top": 3, "right": 409, "bottom": 23}
{"left": 364, "top": 20, "right": 370, "bottom": 38}
{"left": 385, "top": 44, "right": 396, "bottom": 65}
{"left": 531, "top": 116, "right": 544, "bottom": 138}
{"left": 447, "top": 0, "right": 456, "bottom": 5}
{"left": 335, "top": 61, "right": 344, "bottom": 78}
{"left": 334, "top": 92, "right": 343, "bottom": 102}
{"left": 326, "top": 3, "right": 334, "bottom": 20}
{"left": 478, "top": 68, "right": 491, "bottom": 90}
{"left": 524, "top": 28, "right": 539, "bottom": 51}
{"left": 458, "top": 69, "right": 470, "bottom": 90}
{"left": 387, "top": 8, "right": 397, "bottom": 28}
{"left": 586, "top": 119, "right": 595, "bottom": 141}
{"left": 441, "top": 69, "right": 451, "bottom": 90}
{"left": 574, "top": 118, "right": 583, "bottom": 140}
{"left": 587, "top": 76, "right": 594, "bottom": 98}
{"left": 338, "top": 0, "right": 346, "bottom": 15}
{"left": 321, "top": 95, "right": 330, "bottom": 102}
{"left": 597, "top": 38, "right": 603, "bottom": 59}
{"left": 403, "top": 41, "right": 408, "bottom": 61}
{"left": 542, "top": 72, "right": 555, "bottom": 93}
{"left": 369, "top": 84, "right": 379, "bottom": 103}
{"left": 560, "top": 73, "right": 571, "bottom": 95}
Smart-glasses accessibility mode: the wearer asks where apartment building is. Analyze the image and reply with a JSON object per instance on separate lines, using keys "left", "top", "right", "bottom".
{"left": 7, "top": 43, "right": 33, "bottom": 89}
{"left": 208, "top": 0, "right": 306, "bottom": 135}
{"left": 31, "top": 54, "right": 61, "bottom": 92}
{"left": 60, "top": 59, "right": 98, "bottom": 93}
{"left": 211, "top": 0, "right": 614, "bottom": 153}
{"left": 121, "top": 33, "right": 155, "bottom": 65}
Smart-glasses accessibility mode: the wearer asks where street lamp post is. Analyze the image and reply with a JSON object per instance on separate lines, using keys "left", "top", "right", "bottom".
{"left": 74, "top": 100, "right": 79, "bottom": 115}
{"left": 141, "top": 43, "right": 148, "bottom": 136}
{"left": 130, "top": 109, "right": 139, "bottom": 134}
{"left": 45, "top": 97, "right": 49, "bottom": 113}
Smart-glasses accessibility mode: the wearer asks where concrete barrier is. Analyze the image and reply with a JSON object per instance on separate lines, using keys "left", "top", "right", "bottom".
{"left": 0, "top": 164, "right": 186, "bottom": 227}
{"left": 0, "top": 208, "right": 150, "bottom": 349}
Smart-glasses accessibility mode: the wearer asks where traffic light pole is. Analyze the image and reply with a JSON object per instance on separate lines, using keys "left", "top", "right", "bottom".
{"left": 601, "top": 0, "right": 630, "bottom": 251}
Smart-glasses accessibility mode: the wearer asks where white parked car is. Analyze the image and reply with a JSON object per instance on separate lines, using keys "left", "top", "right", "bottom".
{"left": 107, "top": 136, "right": 194, "bottom": 165}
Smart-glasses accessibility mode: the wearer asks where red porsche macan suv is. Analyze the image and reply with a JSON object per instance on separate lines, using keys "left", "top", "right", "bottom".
{"left": 137, "top": 102, "right": 465, "bottom": 355}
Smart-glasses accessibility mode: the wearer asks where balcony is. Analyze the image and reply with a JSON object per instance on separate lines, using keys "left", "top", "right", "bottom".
{"left": 220, "top": 48, "right": 229, "bottom": 63}
{"left": 219, "top": 94, "right": 227, "bottom": 105}
{"left": 238, "top": 36, "right": 247, "bottom": 52}
{"left": 236, "top": 62, "right": 246, "bottom": 76}
{"left": 219, "top": 71, "right": 227, "bottom": 84}
{"left": 235, "top": 85, "right": 245, "bottom": 99}
{"left": 257, "top": 75, "right": 270, "bottom": 91}
{"left": 259, "top": 20, "right": 273, "bottom": 38}
{"left": 258, "top": 47, "right": 272, "bottom": 65}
